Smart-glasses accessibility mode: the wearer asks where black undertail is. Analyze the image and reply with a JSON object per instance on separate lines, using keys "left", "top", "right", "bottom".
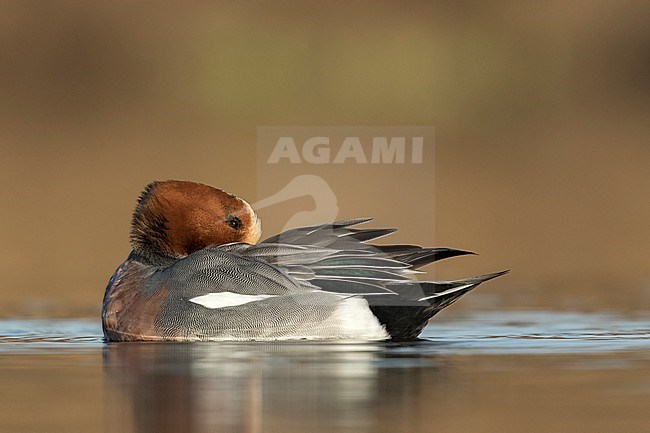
{"left": 368, "top": 271, "right": 509, "bottom": 340}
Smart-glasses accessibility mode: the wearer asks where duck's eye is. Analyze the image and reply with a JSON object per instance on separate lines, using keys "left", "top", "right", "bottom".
{"left": 225, "top": 215, "right": 241, "bottom": 230}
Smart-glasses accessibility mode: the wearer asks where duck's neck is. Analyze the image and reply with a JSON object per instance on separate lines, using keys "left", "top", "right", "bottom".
{"left": 127, "top": 248, "right": 178, "bottom": 268}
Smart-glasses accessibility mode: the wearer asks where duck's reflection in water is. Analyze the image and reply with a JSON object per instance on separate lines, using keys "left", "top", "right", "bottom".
{"left": 103, "top": 341, "right": 446, "bottom": 433}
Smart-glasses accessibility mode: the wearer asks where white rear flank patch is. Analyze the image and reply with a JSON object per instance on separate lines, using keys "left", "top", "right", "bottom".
{"left": 189, "top": 292, "right": 276, "bottom": 309}
{"left": 326, "top": 297, "right": 389, "bottom": 340}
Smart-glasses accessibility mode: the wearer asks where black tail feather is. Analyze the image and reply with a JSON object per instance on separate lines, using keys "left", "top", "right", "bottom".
{"left": 369, "top": 270, "right": 509, "bottom": 340}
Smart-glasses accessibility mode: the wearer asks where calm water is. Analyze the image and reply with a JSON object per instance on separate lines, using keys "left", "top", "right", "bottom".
{"left": 0, "top": 311, "right": 648, "bottom": 433}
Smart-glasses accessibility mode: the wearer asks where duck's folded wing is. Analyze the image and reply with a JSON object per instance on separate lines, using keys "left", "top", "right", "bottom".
{"left": 151, "top": 245, "right": 392, "bottom": 340}
{"left": 162, "top": 243, "right": 404, "bottom": 301}
{"left": 161, "top": 246, "right": 312, "bottom": 299}
{"left": 162, "top": 238, "right": 484, "bottom": 303}
{"left": 153, "top": 240, "right": 506, "bottom": 340}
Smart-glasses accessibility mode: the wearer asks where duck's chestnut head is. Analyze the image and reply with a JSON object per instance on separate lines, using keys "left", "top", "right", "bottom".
{"left": 130, "top": 180, "right": 261, "bottom": 261}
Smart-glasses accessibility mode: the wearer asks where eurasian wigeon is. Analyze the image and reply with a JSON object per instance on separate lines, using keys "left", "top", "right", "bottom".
{"left": 102, "top": 180, "right": 507, "bottom": 341}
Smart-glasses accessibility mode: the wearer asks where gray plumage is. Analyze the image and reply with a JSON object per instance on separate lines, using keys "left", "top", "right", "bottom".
{"left": 130, "top": 218, "right": 507, "bottom": 340}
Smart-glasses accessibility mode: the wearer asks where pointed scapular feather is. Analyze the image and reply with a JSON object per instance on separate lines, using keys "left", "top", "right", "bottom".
{"left": 245, "top": 244, "right": 313, "bottom": 255}
{"left": 243, "top": 244, "right": 336, "bottom": 265}
{"left": 312, "top": 255, "right": 410, "bottom": 269}
{"left": 284, "top": 265, "right": 316, "bottom": 280}
{"left": 340, "top": 228, "right": 398, "bottom": 242}
{"left": 261, "top": 219, "right": 375, "bottom": 244}
{"left": 373, "top": 246, "right": 475, "bottom": 268}
{"left": 331, "top": 217, "right": 374, "bottom": 227}
{"left": 309, "top": 278, "right": 396, "bottom": 295}
{"left": 314, "top": 267, "right": 409, "bottom": 281}
{"left": 395, "top": 248, "right": 475, "bottom": 268}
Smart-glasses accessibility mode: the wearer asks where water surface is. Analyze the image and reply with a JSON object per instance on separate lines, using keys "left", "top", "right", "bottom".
{"left": 0, "top": 311, "right": 648, "bottom": 433}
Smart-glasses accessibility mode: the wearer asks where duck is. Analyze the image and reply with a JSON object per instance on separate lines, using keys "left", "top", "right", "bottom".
{"left": 102, "top": 180, "right": 507, "bottom": 342}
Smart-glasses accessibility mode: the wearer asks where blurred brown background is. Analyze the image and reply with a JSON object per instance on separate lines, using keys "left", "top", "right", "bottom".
{"left": 0, "top": 1, "right": 648, "bottom": 317}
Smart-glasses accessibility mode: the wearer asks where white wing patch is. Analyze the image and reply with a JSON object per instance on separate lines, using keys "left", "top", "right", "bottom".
{"left": 189, "top": 292, "right": 277, "bottom": 309}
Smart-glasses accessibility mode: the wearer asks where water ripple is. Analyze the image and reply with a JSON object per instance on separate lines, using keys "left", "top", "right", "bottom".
{"left": 0, "top": 311, "right": 648, "bottom": 355}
